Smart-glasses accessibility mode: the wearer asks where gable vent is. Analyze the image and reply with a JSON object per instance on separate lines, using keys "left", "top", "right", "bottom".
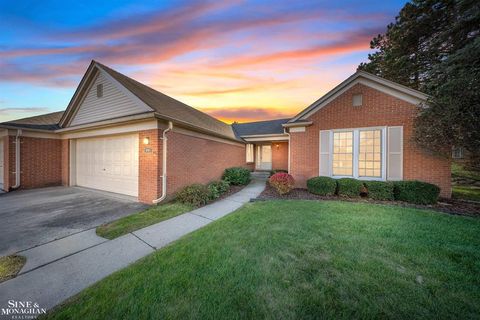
{"left": 96, "top": 83, "right": 103, "bottom": 98}
{"left": 352, "top": 94, "right": 362, "bottom": 107}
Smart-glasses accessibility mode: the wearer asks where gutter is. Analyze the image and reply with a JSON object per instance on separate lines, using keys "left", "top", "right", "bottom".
{"left": 12, "top": 129, "right": 22, "bottom": 189}
{"left": 153, "top": 121, "right": 173, "bottom": 204}
{"left": 282, "top": 121, "right": 313, "bottom": 128}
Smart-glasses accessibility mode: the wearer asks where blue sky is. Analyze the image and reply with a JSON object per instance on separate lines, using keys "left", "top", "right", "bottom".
{"left": 0, "top": 0, "right": 407, "bottom": 123}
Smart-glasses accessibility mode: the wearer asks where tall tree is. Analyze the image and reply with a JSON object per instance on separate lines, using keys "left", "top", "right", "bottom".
{"left": 359, "top": 0, "right": 480, "bottom": 165}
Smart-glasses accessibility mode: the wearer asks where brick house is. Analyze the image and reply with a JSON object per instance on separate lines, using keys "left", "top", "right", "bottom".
{"left": 0, "top": 61, "right": 451, "bottom": 203}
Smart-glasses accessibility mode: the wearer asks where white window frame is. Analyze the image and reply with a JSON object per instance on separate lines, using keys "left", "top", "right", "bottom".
{"left": 322, "top": 126, "right": 387, "bottom": 181}
{"left": 246, "top": 144, "right": 254, "bottom": 163}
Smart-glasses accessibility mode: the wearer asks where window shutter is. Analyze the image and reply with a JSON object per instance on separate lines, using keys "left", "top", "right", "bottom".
{"left": 319, "top": 130, "right": 331, "bottom": 176}
{"left": 387, "top": 127, "right": 403, "bottom": 180}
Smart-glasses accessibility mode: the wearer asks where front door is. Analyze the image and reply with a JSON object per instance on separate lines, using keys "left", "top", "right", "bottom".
{"left": 256, "top": 145, "right": 272, "bottom": 171}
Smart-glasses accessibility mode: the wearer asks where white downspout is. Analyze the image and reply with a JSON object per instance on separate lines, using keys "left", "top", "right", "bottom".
{"left": 153, "top": 121, "right": 173, "bottom": 204}
{"left": 12, "top": 129, "right": 22, "bottom": 189}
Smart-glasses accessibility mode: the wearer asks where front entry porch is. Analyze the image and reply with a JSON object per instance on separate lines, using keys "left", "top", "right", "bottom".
{"left": 247, "top": 140, "right": 289, "bottom": 172}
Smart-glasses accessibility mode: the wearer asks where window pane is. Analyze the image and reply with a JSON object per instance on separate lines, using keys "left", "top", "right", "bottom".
{"left": 332, "top": 131, "right": 353, "bottom": 176}
{"left": 359, "top": 129, "right": 382, "bottom": 178}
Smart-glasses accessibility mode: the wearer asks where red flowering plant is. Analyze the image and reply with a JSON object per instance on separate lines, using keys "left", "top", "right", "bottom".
{"left": 268, "top": 172, "right": 295, "bottom": 195}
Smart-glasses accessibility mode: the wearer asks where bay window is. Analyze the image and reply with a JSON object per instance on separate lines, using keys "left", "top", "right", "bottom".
{"left": 322, "top": 127, "right": 387, "bottom": 180}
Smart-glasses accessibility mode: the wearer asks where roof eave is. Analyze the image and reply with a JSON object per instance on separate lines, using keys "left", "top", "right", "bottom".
{"left": 153, "top": 113, "right": 243, "bottom": 143}
{"left": 288, "top": 71, "right": 430, "bottom": 123}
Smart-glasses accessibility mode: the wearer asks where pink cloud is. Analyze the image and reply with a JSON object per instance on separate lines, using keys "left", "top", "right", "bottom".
{"left": 200, "top": 106, "right": 296, "bottom": 123}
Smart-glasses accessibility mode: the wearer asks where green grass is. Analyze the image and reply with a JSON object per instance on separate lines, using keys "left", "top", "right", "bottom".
{"left": 47, "top": 201, "right": 480, "bottom": 319}
{"left": 453, "top": 185, "right": 480, "bottom": 202}
{"left": 96, "top": 202, "right": 193, "bottom": 239}
{"left": 451, "top": 163, "right": 480, "bottom": 202}
{"left": 0, "top": 255, "right": 26, "bottom": 283}
{"left": 452, "top": 163, "right": 480, "bottom": 181}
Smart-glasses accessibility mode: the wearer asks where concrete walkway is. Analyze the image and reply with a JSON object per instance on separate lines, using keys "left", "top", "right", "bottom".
{"left": 0, "top": 178, "right": 265, "bottom": 313}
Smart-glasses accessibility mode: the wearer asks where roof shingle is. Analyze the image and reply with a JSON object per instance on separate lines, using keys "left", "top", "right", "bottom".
{"left": 232, "top": 118, "right": 290, "bottom": 138}
{"left": 0, "top": 111, "right": 64, "bottom": 131}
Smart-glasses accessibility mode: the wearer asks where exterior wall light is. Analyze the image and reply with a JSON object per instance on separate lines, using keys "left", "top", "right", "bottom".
{"left": 143, "top": 137, "right": 150, "bottom": 145}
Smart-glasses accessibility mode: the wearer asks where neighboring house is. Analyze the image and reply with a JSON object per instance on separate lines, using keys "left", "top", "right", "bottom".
{"left": 0, "top": 61, "right": 451, "bottom": 202}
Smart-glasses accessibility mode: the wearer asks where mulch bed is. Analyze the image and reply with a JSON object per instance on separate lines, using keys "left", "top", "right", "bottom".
{"left": 256, "top": 183, "right": 480, "bottom": 217}
{"left": 216, "top": 185, "right": 245, "bottom": 201}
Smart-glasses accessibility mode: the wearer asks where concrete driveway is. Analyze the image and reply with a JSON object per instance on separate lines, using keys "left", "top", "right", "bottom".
{"left": 0, "top": 187, "right": 148, "bottom": 256}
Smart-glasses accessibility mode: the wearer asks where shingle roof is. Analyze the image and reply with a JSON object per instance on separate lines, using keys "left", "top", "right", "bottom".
{"left": 232, "top": 118, "right": 290, "bottom": 138}
{"left": 0, "top": 111, "right": 64, "bottom": 131}
{"left": 96, "top": 62, "right": 238, "bottom": 141}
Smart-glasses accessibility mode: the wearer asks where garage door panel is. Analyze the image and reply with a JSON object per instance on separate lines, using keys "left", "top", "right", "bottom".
{"left": 76, "top": 134, "right": 138, "bottom": 197}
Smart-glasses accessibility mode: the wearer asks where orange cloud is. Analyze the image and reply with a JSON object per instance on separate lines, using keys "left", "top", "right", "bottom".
{"left": 200, "top": 106, "right": 297, "bottom": 123}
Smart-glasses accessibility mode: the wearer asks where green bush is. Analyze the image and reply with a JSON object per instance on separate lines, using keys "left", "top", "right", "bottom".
{"left": 393, "top": 180, "right": 440, "bottom": 205}
{"left": 307, "top": 176, "right": 337, "bottom": 196}
{"left": 364, "top": 181, "right": 395, "bottom": 201}
{"left": 337, "top": 178, "right": 363, "bottom": 197}
{"left": 269, "top": 169, "right": 288, "bottom": 177}
{"left": 176, "top": 184, "right": 210, "bottom": 207}
{"left": 207, "top": 180, "right": 230, "bottom": 200}
{"left": 222, "top": 167, "right": 251, "bottom": 185}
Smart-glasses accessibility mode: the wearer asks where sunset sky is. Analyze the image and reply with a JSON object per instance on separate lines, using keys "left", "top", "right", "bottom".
{"left": 0, "top": 0, "right": 407, "bottom": 123}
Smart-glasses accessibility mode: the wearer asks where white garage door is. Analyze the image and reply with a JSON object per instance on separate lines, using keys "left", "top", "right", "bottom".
{"left": 0, "top": 140, "right": 4, "bottom": 190}
{"left": 76, "top": 134, "right": 139, "bottom": 197}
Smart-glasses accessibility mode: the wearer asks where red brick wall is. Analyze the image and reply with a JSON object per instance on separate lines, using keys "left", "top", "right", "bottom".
{"left": 272, "top": 142, "right": 289, "bottom": 171}
{"left": 138, "top": 129, "right": 162, "bottom": 203}
{"left": 167, "top": 131, "right": 247, "bottom": 196}
{"left": 12, "top": 136, "right": 63, "bottom": 189}
{"left": 289, "top": 83, "right": 451, "bottom": 197}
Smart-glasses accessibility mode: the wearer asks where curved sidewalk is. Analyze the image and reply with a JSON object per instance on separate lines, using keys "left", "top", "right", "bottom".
{"left": 0, "top": 178, "right": 266, "bottom": 314}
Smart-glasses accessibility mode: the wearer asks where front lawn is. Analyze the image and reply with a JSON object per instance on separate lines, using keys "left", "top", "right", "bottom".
{"left": 48, "top": 201, "right": 480, "bottom": 319}
{"left": 452, "top": 163, "right": 480, "bottom": 202}
{"left": 453, "top": 185, "right": 480, "bottom": 202}
{"left": 96, "top": 202, "right": 192, "bottom": 239}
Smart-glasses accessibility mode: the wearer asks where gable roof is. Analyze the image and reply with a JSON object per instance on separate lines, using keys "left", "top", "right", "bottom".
{"left": 232, "top": 118, "right": 290, "bottom": 138}
{"left": 59, "top": 60, "right": 238, "bottom": 141}
{"left": 0, "top": 111, "right": 64, "bottom": 131}
{"left": 288, "top": 70, "right": 429, "bottom": 123}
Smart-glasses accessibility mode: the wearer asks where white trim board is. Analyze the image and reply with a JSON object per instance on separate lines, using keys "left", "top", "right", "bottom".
{"left": 61, "top": 119, "right": 158, "bottom": 139}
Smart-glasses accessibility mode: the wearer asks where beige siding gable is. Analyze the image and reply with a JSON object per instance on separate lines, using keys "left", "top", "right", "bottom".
{"left": 70, "top": 71, "right": 152, "bottom": 126}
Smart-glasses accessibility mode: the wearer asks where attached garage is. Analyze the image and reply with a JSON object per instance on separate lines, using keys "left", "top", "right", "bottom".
{"left": 75, "top": 133, "right": 139, "bottom": 197}
{"left": 0, "top": 139, "right": 4, "bottom": 190}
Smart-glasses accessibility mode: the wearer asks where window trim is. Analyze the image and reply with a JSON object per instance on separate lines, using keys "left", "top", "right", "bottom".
{"left": 322, "top": 126, "right": 387, "bottom": 181}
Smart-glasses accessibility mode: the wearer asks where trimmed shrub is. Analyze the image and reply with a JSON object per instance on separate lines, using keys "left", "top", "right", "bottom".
{"left": 307, "top": 176, "right": 337, "bottom": 196}
{"left": 222, "top": 167, "right": 251, "bottom": 185}
{"left": 269, "top": 172, "right": 295, "bottom": 195}
{"left": 207, "top": 180, "right": 230, "bottom": 200}
{"left": 269, "top": 169, "right": 288, "bottom": 177}
{"left": 364, "top": 181, "right": 395, "bottom": 201}
{"left": 176, "top": 184, "right": 210, "bottom": 207}
{"left": 393, "top": 180, "right": 440, "bottom": 205}
{"left": 337, "top": 178, "right": 363, "bottom": 197}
